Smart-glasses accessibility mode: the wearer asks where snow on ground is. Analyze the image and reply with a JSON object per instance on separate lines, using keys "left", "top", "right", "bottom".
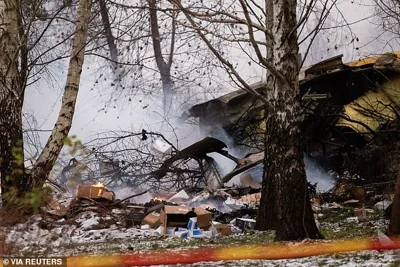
{"left": 1, "top": 192, "right": 399, "bottom": 266}
{"left": 4, "top": 210, "right": 159, "bottom": 255}
{"left": 152, "top": 250, "right": 400, "bottom": 267}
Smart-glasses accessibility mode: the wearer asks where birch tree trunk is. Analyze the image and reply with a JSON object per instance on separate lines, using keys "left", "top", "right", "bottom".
{"left": 30, "top": 0, "right": 92, "bottom": 186}
{"left": 255, "top": 0, "right": 321, "bottom": 240}
{"left": 0, "top": 0, "right": 27, "bottom": 204}
{"left": 172, "top": 0, "right": 321, "bottom": 241}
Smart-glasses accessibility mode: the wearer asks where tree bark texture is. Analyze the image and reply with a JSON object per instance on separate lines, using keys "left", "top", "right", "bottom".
{"left": 148, "top": 0, "right": 174, "bottom": 116}
{"left": 255, "top": 0, "right": 321, "bottom": 240}
{"left": 99, "top": 0, "right": 118, "bottom": 64}
{"left": 0, "top": 0, "right": 27, "bottom": 203}
{"left": 30, "top": 0, "right": 92, "bottom": 185}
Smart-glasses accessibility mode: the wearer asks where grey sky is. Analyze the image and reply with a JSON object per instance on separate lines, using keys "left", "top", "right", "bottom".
{"left": 23, "top": 0, "right": 399, "bottom": 162}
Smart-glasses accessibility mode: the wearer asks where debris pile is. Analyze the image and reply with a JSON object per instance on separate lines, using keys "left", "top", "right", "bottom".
{"left": 34, "top": 129, "right": 397, "bottom": 246}
{"left": 35, "top": 175, "right": 267, "bottom": 243}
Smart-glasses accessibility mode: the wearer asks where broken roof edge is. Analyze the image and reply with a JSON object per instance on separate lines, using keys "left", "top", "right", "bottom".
{"left": 346, "top": 50, "right": 400, "bottom": 67}
{"left": 183, "top": 51, "right": 400, "bottom": 119}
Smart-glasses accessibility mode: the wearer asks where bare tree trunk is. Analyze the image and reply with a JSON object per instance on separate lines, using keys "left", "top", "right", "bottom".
{"left": 30, "top": 0, "right": 92, "bottom": 185}
{"left": 0, "top": 0, "right": 28, "bottom": 204}
{"left": 257, "top": 0, "right": 277, "bottom": 231}
{"left": 172, "top": 0, "right": 321, "bottom": 241}
{"left": 148, "top": 0, "right": 174, "bottom": 116}
{"left": 255, "top": 0, "right": 321, "bottom": 240}
{"left": 388, "top": 170, "right": 400, "bottom": 236}
{"left": 99, "top": 0, "right": 118, "bottom": 65}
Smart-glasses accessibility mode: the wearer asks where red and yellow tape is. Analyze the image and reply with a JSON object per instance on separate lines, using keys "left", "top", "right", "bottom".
{"left": 65, "top": 237, "right": 400, "bottom": 266}
{"left": 2, "top": 237, "right": 399, "bottom": 267}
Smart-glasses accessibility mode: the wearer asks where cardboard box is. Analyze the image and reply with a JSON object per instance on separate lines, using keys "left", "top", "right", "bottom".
{"left": 76, "top": 184, "right": 115, "bottom": 201}
{"left": 101, "top": 191, "right": 115, "bottom": 201}
{"left": 160, "top": 205, "right": 212, "bottom": 235}
{"left": 354, "top": 207, "right": 366, "bottom": 220}
{"left": 160, "top": 206, "right": 196, "bottom": 234}
{"left": 214, "top": 224, "right": 231, "bottom": 236}
{"left": 194, "top": 207, "right": 213, "bottom": 228}
{"left": 141, "top": 211, "right": 161, "bottom": 228}
{"left": 77, "top": 184, "right": 102, "bottom": 198}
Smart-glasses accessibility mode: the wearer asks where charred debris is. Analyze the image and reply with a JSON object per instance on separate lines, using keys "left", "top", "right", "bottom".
{"left": 37, "top": 52, "right": 400, "bottom": 239}
{"left": 182, "top": 52, "right": 400, "bottom": 195}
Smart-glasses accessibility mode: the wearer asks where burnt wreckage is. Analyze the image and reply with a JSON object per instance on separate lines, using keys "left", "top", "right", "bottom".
{"left": 178, "top": 52, "right": 400, "bottom": 183}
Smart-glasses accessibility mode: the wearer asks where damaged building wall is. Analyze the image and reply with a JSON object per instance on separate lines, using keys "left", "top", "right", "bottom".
{"left": 183, "top": 52, "right": 400, "bottom": 180}
{"left": 336, "top": 75, "right": 400, "bottom": 137}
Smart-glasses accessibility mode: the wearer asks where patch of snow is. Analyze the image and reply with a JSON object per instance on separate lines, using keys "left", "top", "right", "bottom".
{"left": 346, "top": 217, "right": 359, "bottom": 223}
{"left": 79, "top": 216, "right": 100, "bottom": 229}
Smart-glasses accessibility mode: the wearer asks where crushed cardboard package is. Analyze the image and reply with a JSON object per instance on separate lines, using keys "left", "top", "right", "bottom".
{"left": 139, "top": 203, "right": 235, "bottom": 238}
{"left": 76, "top": 184, "right": 115, "bottom": 201}
{"left": 141, "top": 211, "right": 161, "bottom": 228}
{"left": 140, "top": 203, "right": 165, "bottom": 228}
{"left": 209, "top": 222, "right": 232, "bottom": 236}
{"left": 193, "top": 207, "right": 213, "bottom": 228}
{"left": 158, "top": 205, "right": 213, "bottom": 235}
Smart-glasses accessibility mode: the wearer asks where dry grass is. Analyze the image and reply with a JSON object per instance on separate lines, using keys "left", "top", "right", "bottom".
{"left": 0, "top": 206, "right": 32, "bottom": 227}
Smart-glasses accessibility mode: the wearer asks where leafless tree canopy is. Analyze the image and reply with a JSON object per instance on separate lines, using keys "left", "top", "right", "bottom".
{"left": 76, "top": 131, "right": 208, "bottom": 192}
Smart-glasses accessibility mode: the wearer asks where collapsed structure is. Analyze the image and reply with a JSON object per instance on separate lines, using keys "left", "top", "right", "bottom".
{"left": 181, "top": 51, "right": 400, "bottom": 178}
{"left": 35, "top": 52, "right": 400, "bottom": 242}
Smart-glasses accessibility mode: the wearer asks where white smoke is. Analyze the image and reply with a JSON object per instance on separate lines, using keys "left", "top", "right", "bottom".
{"left": 201, "top": 127, "right": 335, "bottom": 192}
{"left": 110, "top": 187, "right": 154, "bottom": 204}
{"left": 304, "top": 156, "right": 335, "bottom": 192}
{"left": 204, "top": 126, "right": 247, "bottom": 186}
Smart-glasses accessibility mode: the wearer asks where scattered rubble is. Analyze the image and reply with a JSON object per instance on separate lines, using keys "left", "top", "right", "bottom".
{"left": 38, "top": 174, "right": 395, "bottom": 242}
{"left": 2, "top": 173, "right": 396, "bottom": 261}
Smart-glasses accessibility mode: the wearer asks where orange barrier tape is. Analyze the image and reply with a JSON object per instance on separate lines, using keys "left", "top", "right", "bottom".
{"left": 2, "top": 237, "right": 400, "bottom": 267}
